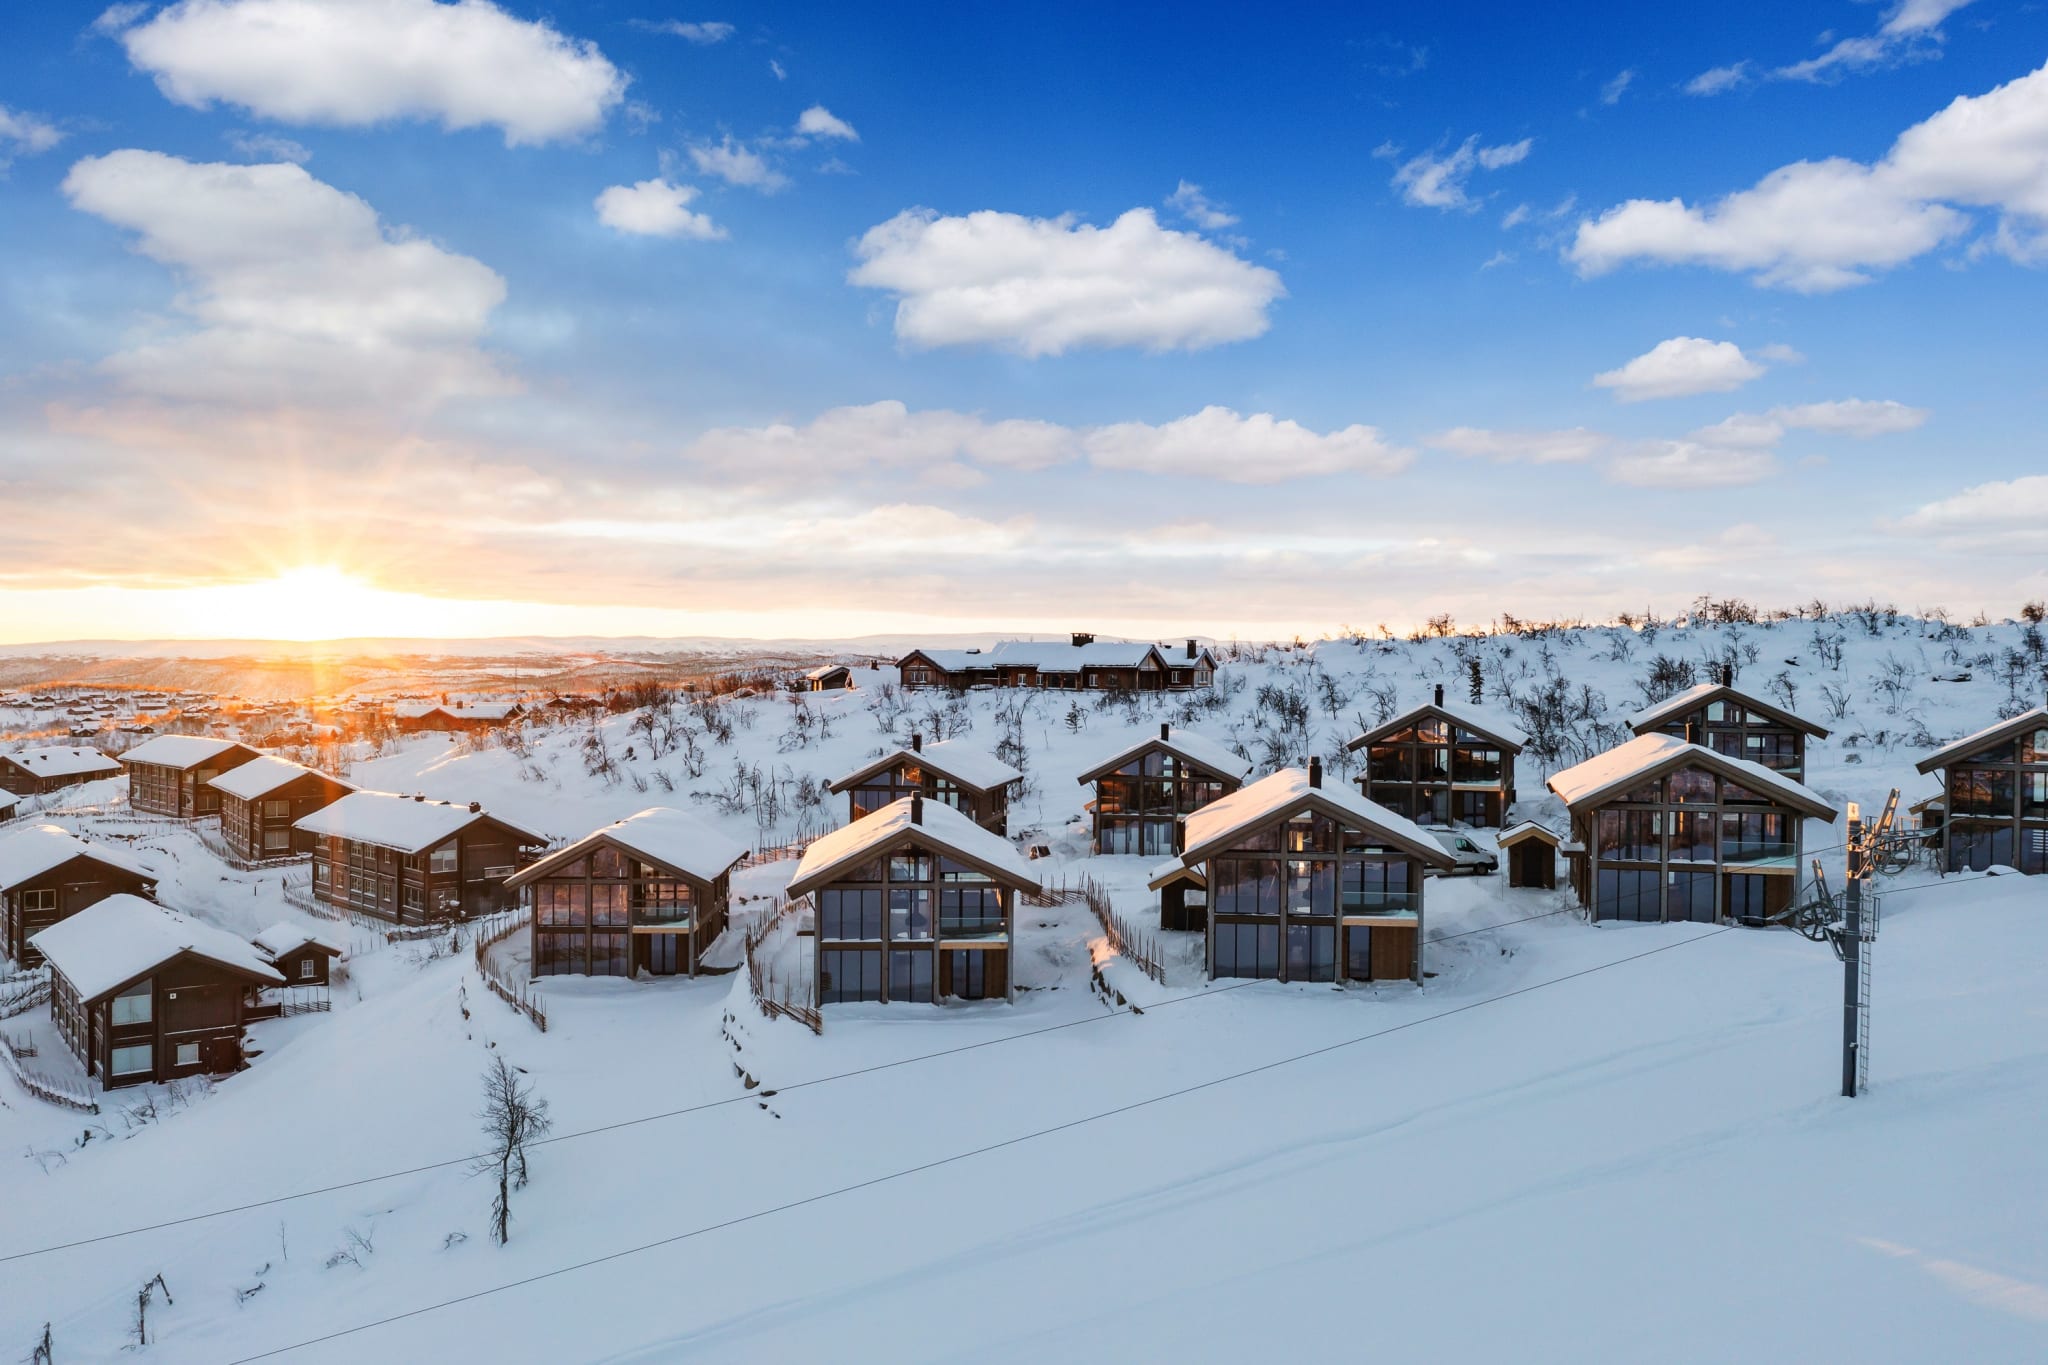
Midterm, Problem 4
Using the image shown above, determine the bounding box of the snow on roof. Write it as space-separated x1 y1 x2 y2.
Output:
1075 726 1252 784
830 738 1024 794
293 790 546 855
1546 733 1838 819
1915 705 2048 774
0 787 17 810
2 746 122 779
390 702 441 719
987 639 1166 670
209 754 354 801
1348 699 1527 752
1628 682 1829 738
511 807 748 887
804 663 850 679
251 921 345 960
1181 768 1453 867
898 648 994 671
1147 855 1205 890
0 823 156 891
1496 820 1561 848
31 894 282 1001
117 735 250 770
454 701 522 719
788 797 1040 897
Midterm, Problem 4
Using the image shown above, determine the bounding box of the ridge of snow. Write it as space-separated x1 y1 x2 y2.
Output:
117 735 250 770
0 823 156 890
208 755 354 801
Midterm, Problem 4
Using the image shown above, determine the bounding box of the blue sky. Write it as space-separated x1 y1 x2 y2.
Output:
1 0 2045 642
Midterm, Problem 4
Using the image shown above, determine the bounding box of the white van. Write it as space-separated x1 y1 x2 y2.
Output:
1424 829 1497 877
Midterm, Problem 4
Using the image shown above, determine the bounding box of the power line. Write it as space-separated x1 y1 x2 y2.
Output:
224 925 1737 1363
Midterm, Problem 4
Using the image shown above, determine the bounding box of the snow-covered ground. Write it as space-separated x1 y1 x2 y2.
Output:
0 613 2044 1361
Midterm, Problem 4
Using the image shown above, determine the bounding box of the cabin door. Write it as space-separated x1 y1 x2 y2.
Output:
642 933 683 977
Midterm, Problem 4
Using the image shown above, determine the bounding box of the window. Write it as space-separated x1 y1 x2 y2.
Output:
1285 923 1337 981
263 827 292 851
111 979 153 1026
21 887 56 912
889 950 934 1003
110 1043 154 1077
175 1042 199 1068
820 948 883 1003
262 798 291 819
819 889 884 940
946 949 987 1000
298 958 318 981
889 889 934 940
402 885 424 911
1213 921 1280 979
427 842 458 875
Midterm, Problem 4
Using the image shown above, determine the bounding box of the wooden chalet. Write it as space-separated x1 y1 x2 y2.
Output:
34 895 282 1088
0 823 158 967
0 745 123 795
210 756 356 863
294 791 547 924
1146 858 1209 931
828 734 1023 835
1498 821 1561 890
1630 683 1830 781
250 921 345 987
391 701 526 734
1548 733 1839 924
805 664 854 692
1074 723 1251 856
119 735 264 818
787 794 1041 1005
1914 706 2048 875
897 634 1219 692
1345 686 1526 828
0 787 18 823
506 807 747 978
1173 760 1456 985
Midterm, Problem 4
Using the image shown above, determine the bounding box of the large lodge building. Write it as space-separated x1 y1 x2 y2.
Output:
295 791 546 923
209 755 356 864
0 823 158 967
119 735 263 818
898 634 1218 692
0 746 123 795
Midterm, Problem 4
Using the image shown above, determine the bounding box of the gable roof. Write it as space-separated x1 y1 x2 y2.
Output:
251 921 345 961
896 648 997 673
1 746 122 780
1629 682 1831 739
829 738 1024 796
804 663 851 680
209 754 355 802
986 639 1166 672
507 806 748 890
118 735 257 771
1496 820 1562 849
32 894 282 1001
786 797 1040 899
1147 856 1206 891
1180 768 1455 868
293 791 547 855
1915 705 2048 774
1546 733 1839 821
0 786 17 810
1074 726 1253 786
0 824 156 891
1345 699 1527 753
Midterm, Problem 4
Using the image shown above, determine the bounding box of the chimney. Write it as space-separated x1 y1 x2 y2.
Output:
910 792 924 825
469 801 481 814
1186 639 1197 659
1071 631 1095 648
414 793 425 802
911 732 923 752
1433 683 1444 707
1308 756 1323 789
1160 722 1171 742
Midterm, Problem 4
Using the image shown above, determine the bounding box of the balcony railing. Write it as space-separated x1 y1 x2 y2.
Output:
1721 842 1797 865
1338 892 1422 918
938 918 1008 940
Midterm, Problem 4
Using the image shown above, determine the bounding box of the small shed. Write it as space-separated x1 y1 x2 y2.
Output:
1146 857 1208 932
251 922 346 986
1497 821 1561 890
805 664 853 692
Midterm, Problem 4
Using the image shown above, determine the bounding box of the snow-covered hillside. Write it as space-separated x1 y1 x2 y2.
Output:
0 611 2044 1362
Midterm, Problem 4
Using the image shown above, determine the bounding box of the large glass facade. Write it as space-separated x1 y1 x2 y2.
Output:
1209 811 1422 984
532 844 723 977
1093 748 1232 855
1584 762 1808 921
816 841 1012 1003
1363 717 1511 829
1940 728 2048 875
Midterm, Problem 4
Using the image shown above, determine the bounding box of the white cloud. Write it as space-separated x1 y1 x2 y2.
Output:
632 19 733 44
796 105 858 141
769 59 786 81
61 148 513 409
1777 0 1975 83
1892 472 2048 545
687 137 789 191
1694 398 1930 447
1684 61 1752 96
1601 69 1637 105
115 0 625 147
1572 60 2048 291
1427 426 1609 463
594 178 725 240
91 3 149 34
224 128 311 162
1607 442 1780 488
1385 135 1531 210
1756 342 1806 364
0 105 64 163
1592 337 1767 402
1082 407 1409 482
1165 180 1238 230
847 207 1285 356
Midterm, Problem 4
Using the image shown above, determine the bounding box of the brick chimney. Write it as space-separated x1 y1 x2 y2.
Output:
1308 756 1323 789
469 801 482 814
1071 631 1095 648
1186 639 1197 659
910 792 924 825
911 732 922 752
1433 683 1444 707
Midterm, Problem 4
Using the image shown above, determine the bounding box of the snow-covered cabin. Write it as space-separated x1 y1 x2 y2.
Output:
506 807 749 978
1548 733 1839 924
0 786 17 823
34 895 282 1088
0 745 122 795
118 735 264 818
1629 682 1831 781
828 734 1024 836
787 794 1042 1004
250 921 346 986
208 756 356 864
897 633 1218 692
0 823 157 967
1913 705 2048 875
1175 760 1456 985
1074 723 1252 856
805 664 854 691
1344 685 1527 828
295 792 548 924
392 700 526 733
